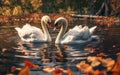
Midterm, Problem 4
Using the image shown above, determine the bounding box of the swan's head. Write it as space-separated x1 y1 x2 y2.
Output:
54 17 68 31
41 15 51 27
54 17 68 27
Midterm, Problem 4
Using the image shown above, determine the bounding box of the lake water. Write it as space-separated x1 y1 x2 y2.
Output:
0 21 120 75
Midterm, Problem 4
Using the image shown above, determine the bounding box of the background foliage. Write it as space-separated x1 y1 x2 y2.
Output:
0 0 119 17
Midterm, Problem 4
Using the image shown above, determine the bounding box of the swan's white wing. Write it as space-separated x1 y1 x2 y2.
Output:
22 23 31 30
63 25 82 39
62 29 84 42
62 25 95 43
15 24 45 42
15 27 23 39
30 26 45 41
23 27 45 42
61 36 92 44
31 26 44 36
80 26 97 40
61 35 74 43
15 27 31 41
72 25 82 32
80 26 91 40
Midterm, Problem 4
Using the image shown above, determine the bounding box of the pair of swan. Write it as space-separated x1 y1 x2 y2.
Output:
15 15 99 44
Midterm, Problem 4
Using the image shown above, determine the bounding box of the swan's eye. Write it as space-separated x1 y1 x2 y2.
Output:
47 21 51 24
54 23 59 27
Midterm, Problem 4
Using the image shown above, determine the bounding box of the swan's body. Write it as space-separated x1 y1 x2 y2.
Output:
54 17 99 44
15 15 51 42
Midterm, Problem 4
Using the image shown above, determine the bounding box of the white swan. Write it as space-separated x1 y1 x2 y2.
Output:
15 15 52 42
54 17 99 44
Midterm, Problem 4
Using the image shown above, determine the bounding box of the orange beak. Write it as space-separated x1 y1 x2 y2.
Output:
47 24 53 28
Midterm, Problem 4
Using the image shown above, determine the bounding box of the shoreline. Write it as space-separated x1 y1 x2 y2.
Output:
0 13 71 23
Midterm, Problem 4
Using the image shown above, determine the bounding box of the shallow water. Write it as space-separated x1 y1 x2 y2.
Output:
0 21 120 75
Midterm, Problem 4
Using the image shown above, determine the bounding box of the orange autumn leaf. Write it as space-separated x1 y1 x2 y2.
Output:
24 60 33 68
64 45 69 49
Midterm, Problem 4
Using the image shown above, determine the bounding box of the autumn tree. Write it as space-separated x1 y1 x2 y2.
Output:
30 0 42 12
0 0 119 16
13 6 23 16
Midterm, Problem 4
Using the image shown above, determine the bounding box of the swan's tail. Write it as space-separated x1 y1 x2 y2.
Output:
89 26 97 35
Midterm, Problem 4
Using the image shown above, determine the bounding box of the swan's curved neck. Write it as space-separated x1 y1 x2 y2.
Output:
41 21 51 42
55 23 68 44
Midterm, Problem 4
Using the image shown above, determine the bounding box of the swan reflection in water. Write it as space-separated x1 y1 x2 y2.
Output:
16 41 49 51
14 41 64 64
57 38 100 63
11 39 100 75
14 41 51 65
